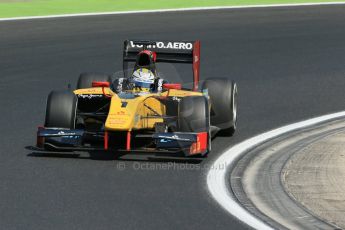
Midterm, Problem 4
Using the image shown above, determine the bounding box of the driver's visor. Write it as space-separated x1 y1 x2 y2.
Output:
133 81 153 89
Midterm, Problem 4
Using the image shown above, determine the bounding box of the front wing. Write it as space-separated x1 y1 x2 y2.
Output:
36 127 208 156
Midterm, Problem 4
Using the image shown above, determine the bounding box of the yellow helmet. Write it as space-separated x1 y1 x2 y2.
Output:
132 68 155 89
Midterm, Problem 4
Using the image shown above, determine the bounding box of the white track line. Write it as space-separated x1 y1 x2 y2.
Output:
207 111 345 230
1 2 345 22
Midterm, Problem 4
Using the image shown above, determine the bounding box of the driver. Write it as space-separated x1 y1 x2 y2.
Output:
131 68 155 91
131 68 166 93
113 68 165 93
113 50 166 93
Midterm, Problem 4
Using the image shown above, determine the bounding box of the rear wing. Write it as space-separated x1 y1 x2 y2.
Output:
123 40 200 91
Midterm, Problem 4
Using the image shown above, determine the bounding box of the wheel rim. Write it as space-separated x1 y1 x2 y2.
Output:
232 84 238 129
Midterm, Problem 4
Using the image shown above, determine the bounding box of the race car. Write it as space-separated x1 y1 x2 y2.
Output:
36 40 238 157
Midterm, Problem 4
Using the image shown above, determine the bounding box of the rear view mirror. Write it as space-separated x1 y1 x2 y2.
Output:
92 81 110 88
163 83 182 90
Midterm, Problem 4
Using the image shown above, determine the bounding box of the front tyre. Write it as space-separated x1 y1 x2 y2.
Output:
178 96 211 156
44 90 77 129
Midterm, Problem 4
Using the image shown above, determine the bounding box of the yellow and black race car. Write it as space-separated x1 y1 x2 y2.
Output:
36 40 238 157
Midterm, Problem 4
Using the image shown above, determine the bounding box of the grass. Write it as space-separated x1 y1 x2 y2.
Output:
0 0 343 18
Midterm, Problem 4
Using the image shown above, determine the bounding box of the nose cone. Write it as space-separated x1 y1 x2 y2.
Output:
105 97 135 131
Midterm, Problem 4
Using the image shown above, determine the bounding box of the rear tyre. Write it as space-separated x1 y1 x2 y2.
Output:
202 78 238 136
76 72 111 89
45 90 77 129
178 96 210 156
222 82 238 136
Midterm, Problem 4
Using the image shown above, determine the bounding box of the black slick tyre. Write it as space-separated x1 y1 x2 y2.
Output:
76 72 111 89
44 90 77 129
202 78 238 136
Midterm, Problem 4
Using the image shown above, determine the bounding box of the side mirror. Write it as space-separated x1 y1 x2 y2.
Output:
92 81 110 88
163 83 182 90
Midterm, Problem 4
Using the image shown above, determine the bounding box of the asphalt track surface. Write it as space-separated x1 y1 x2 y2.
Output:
1 6 345 230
